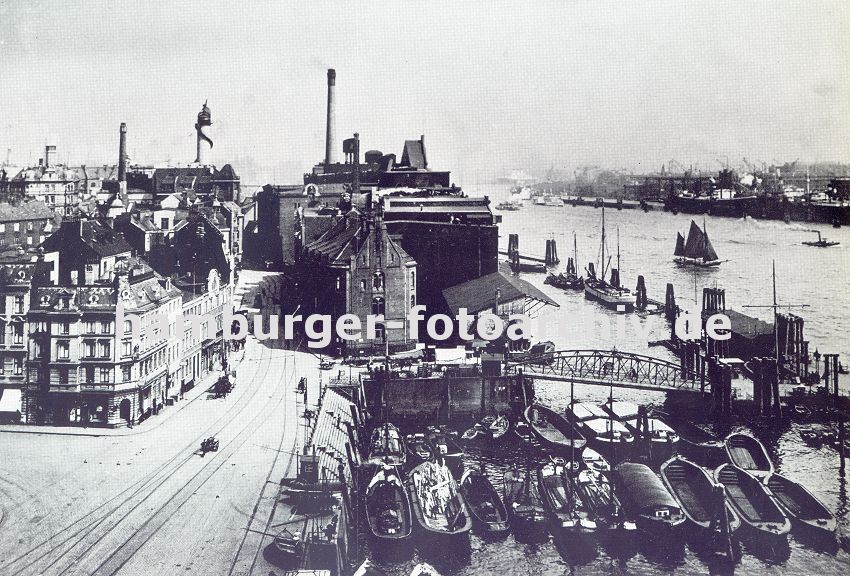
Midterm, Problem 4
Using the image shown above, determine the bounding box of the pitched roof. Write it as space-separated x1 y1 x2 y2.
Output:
400 140 426 169
40 219 133 258
442 266 558 316
0 200 55 222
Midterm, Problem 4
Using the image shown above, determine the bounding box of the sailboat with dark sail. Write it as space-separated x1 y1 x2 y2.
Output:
584 208 634 312
674 219 723 267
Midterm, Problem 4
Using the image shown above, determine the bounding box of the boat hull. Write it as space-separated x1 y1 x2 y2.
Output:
715 464 790 543
406 461 473 539
459 471 510 534
584 282 634 312
523 404 587 455
674 256 722 267
766 473 836 540
724 433 774 481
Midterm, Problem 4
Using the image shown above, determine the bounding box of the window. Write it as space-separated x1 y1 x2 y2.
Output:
123 341 132 357
0 355 4 375
372 272 384 291
13 223 19 232
60 322 70 335
26 221 33 232
411 294 416 307
371 297 385 316
374 323 385 342
59 367 69 383
100 368 111 384
98 341 110 358
101 321 111 334
12 324 22 345
410 271 415 290
122 365 131 382
14 357 23 375
85 366 95 383
13 296 24 314
57 340 70 360
161 218 169 230
0 224 5 233
84 341 96 358
85 321 96 334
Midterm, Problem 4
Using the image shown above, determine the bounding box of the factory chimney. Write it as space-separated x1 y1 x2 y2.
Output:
118 123 127 182
324 69 337 165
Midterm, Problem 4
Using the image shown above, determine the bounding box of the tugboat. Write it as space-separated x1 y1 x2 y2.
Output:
584 207 634 312
495 200 521 211
802 230 840 247
674 219 724 267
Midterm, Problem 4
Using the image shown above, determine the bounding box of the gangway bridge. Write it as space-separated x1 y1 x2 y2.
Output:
505 349 703 393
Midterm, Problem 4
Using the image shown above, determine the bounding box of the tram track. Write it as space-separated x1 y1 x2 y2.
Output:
2 340 278 576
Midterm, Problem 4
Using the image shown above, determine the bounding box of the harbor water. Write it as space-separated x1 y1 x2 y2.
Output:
358 185 850 575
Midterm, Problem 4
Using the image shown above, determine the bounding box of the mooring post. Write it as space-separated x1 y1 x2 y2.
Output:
770 357 782 418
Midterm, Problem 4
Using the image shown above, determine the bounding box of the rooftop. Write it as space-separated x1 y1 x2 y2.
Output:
442 264 558 317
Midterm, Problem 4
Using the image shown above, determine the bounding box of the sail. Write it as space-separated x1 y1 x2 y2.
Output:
683 220 705 259
673 232 686 257
703 228 719 261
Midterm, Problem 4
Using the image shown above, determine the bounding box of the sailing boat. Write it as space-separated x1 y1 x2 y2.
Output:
674 219 723 267
544 232 584 290
584 208 634 312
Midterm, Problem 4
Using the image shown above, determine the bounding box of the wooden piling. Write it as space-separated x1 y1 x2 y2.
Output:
635 275 647 310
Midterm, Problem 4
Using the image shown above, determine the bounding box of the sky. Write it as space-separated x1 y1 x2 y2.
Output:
1 0 849 185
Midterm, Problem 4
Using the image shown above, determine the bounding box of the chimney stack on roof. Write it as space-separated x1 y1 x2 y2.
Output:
325 69 337 165
44 145 57 168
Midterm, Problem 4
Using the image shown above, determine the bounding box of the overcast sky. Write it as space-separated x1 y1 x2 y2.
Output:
1 0 848 184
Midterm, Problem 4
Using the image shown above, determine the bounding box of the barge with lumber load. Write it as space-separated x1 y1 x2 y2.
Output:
406 460 473 539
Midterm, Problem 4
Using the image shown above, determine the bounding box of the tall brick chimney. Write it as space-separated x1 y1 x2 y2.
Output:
324 69 337 165
118 123 127 182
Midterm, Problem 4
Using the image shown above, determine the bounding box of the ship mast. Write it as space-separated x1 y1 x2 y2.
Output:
600 206 606 280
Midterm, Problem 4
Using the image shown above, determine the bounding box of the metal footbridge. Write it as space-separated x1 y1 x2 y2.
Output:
505 349 701 393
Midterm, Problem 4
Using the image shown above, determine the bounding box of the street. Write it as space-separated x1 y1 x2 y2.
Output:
0 337 321 576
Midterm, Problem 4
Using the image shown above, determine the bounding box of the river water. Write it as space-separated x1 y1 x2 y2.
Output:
359 184 850 575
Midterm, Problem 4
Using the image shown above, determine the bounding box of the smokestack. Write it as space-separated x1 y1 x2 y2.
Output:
325 69 337 165
118 123 127 182
45 145 56 168
353 132 360 198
